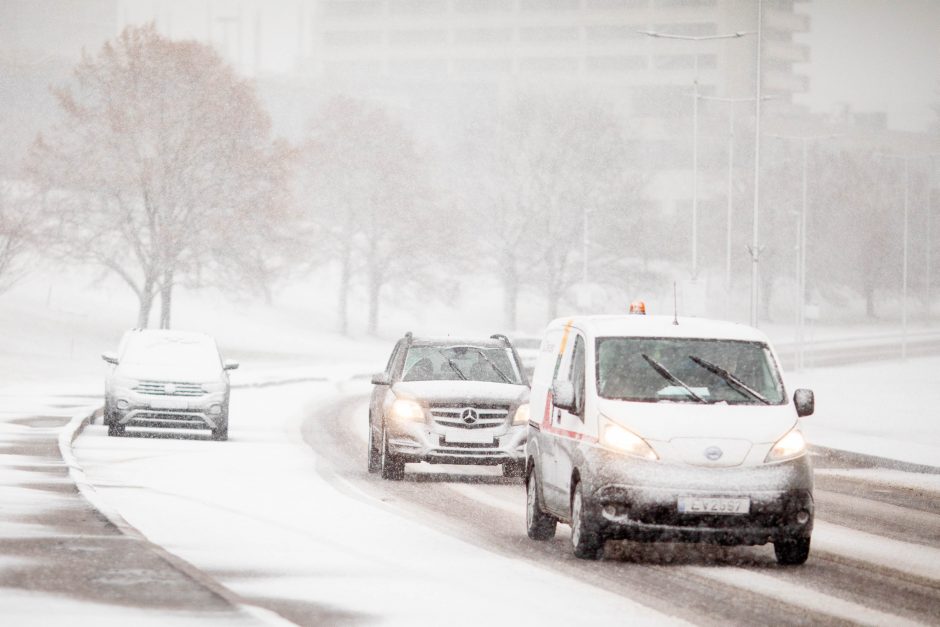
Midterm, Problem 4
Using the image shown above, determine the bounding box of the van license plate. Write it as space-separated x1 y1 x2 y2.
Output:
677 497 750 515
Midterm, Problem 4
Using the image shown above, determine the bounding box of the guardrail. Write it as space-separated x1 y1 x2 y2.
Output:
774 330 940 369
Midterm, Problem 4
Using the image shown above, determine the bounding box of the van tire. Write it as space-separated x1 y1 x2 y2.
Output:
380 428 405 480
570 482 604 559
774 536 811 565
526 471 556 541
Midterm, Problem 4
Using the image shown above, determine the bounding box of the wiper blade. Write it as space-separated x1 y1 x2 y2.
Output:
469 348 512 384
687 355 769 405
640 354 707 403
445 358 467 381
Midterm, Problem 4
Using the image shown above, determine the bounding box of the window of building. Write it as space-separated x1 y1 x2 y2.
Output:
322 30 384 46
520 0 581 10
587 0 649 9
454 0 509 12
388 0 447 14
518 57 581 73
455 27 513 43
651 22 718 37
519 26 580 42
654 0 717 7
586 24 636 40
388 29 448 45
320 1 383 17
387 58 449 74
586 55 647 71
453 57 513 72
654 54 696 70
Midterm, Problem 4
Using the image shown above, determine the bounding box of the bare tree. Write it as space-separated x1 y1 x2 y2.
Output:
0 183 35 294
27 25 288 328
299 96 437 334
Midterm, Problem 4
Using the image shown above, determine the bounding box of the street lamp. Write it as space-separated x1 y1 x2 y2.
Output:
749 0 763 328
638 29 753 282
875 151 940 359
770 133 839 370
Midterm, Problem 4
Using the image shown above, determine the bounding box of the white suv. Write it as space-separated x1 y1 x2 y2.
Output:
525 315 815 565
102 329 238 440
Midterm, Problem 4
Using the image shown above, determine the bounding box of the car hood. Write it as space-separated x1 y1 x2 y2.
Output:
392 381 528 405
598 398 795 443
115 363 223 383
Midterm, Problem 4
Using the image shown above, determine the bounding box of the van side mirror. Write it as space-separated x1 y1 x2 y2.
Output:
552 381 576 412
101 352 118 365
223 360 240 371
794 388 814 417
372 372 391 386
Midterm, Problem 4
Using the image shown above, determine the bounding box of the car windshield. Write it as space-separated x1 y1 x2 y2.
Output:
596 337 785 405
122 336 221 370
402 345 523 384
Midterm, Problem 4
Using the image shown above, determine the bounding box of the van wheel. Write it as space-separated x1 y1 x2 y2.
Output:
571 482 604 559
774 536 811 565
502 461 524 479
367 417 381 473
526 471 556 540
380 428 405 481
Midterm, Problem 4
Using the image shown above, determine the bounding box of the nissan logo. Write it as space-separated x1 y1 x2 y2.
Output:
704 446 723 461
461 408 479 424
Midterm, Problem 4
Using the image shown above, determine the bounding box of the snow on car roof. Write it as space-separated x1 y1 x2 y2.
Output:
546 315 771 344
410 337 509 348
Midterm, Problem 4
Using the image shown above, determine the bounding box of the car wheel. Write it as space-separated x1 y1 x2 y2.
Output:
211 420 228 442
367 414 381 473
107 420 125 437
774 536 811 565
526 470 556 541
380 428 405 481
570 481 604 560
502 460 524 479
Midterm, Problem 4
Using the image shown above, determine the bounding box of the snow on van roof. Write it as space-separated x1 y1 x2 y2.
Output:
547 315 771 343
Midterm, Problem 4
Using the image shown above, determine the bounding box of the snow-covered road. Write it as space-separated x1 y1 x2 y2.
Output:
68 380 940 626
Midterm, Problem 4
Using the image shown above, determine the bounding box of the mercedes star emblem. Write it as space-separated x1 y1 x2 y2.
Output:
461 408 479 424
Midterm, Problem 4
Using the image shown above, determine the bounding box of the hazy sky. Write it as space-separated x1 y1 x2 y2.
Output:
795 0 940 133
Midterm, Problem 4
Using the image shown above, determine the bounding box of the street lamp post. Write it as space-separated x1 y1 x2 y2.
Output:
638 29 751 283
749 0 763 328
875 152 940 360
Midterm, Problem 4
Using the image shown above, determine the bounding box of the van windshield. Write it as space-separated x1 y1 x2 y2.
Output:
596 337 785 405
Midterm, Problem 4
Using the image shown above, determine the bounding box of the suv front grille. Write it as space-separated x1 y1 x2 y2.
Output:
134 381 206 397
430 404 510 430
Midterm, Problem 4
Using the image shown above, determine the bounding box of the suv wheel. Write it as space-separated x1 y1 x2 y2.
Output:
570 482 604 559
526 470 556 540
367 415 380 473
380 428 405 481
211 418 228 442
107 419 125 437
774 536 811 565
502 461 524 479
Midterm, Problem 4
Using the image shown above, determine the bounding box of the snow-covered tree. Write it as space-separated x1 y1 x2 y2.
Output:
27 25 289 328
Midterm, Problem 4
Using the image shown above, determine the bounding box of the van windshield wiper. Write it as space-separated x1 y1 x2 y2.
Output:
687 355 769 405
640 354 707 403
469 348 512 384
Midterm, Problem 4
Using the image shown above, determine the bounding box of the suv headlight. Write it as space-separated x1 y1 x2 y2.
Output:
512 403 530 426
600 417 658 460
765 429 806 462
390 398 425 423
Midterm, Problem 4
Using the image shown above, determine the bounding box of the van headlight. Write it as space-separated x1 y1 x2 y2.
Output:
390 398 425 423
512 403 530 426
765 429 806 462
600 418 658 460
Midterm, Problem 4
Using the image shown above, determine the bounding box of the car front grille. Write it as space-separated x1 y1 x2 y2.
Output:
134 381 206 397
429 404 510 430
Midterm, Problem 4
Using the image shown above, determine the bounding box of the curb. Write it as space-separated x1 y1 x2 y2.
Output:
810 444 940 475
58 409 297 627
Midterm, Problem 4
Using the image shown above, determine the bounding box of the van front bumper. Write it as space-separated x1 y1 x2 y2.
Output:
585 452 814 545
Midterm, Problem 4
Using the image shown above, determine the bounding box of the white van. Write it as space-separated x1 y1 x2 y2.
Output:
524 314 815 565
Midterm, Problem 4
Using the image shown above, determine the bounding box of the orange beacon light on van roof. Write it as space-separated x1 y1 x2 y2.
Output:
629 300 647 315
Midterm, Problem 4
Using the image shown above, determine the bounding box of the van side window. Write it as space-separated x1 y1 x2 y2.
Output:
532 330 563 384
570 335 586 418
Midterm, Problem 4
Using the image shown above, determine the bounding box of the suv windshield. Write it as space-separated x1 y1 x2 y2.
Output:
596 337 785 405
402 345 523 384
123 336 220 370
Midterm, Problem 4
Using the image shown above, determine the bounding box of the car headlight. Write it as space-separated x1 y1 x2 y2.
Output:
390 398 425 423
600 418 658 460
765 429 806 462
110 375 138 391
512 403 530 426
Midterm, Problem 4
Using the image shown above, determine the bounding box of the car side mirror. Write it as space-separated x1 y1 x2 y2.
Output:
371 372 391 386
552 381 576 412
101 352 118 365
794 388 814 417
223 360 240 371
